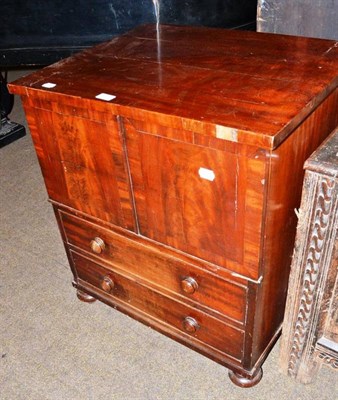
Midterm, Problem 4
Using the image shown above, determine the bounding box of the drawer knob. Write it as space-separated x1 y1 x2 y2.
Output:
101 275 115 293
90 237 106 254
181 277 198 294
182 316 200 333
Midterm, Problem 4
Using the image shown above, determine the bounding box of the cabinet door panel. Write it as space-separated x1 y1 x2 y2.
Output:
26 105 135 229
124 119 266 275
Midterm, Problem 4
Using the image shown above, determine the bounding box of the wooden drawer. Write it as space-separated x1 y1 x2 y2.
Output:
71 251 244 361
59 210 247 325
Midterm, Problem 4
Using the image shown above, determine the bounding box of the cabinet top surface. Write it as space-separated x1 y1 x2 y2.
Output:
9 24 338 149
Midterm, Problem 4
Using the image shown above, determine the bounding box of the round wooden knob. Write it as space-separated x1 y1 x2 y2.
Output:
182 316 200 333
100 275 115 293
181 277 198 294
90 237 105 254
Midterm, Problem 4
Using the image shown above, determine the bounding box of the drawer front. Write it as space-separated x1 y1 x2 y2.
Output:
72 251 244 361
59 210 247 324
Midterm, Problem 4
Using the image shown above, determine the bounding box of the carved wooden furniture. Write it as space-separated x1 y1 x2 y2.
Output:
280 127 338 383
8 25 338 387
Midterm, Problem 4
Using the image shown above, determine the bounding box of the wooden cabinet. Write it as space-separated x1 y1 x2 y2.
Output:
9 25 338 388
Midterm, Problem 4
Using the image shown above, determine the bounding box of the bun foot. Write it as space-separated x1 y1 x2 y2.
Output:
228 368 263 388
76 289 96 303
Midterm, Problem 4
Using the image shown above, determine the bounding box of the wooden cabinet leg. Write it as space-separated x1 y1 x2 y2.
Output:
228 368 263 388
76 289 96 303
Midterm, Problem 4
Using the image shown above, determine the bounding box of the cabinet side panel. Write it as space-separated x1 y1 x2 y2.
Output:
250 88 338 367
22 100 68 201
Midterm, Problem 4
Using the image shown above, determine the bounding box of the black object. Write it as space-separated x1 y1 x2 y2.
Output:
1 72 14 115
0 117 26 148
0 1 257 67
0 72 26 148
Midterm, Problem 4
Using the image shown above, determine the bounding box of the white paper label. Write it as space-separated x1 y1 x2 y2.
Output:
95 93 116 101
42 82 56 88
198 167 215 181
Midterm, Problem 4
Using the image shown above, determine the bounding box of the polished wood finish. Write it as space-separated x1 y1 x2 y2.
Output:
90 237 106 255
182 317 200 334
280 128 338 383
228 368 263 388
181 277 198 295
58 209 247 324
9 25 338 148
76 289 96 303
72 251 244 360
8 25 338 388
249 88 338 368
19 107 135 229
100 275 115 293
123 118 266 279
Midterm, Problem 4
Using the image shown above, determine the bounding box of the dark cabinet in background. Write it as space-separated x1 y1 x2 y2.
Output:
0 0 257 67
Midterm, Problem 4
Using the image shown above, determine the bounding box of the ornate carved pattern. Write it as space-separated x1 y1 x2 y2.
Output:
286 175 336 377
316 351 338 369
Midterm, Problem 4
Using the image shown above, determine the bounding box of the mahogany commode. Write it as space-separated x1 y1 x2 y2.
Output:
9 25 338 388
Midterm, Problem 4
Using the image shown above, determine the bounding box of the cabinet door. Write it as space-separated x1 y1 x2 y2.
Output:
26 106 135 230
124 119 266 277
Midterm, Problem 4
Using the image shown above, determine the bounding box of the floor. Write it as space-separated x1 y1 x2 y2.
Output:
0 70 337 400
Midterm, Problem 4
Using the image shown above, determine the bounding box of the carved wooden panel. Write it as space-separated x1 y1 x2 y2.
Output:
280 129 338 383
